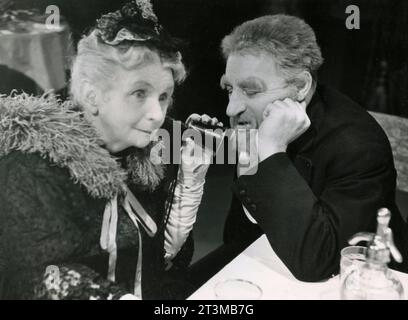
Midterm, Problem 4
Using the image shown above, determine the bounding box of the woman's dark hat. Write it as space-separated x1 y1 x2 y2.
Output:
95 0 181 53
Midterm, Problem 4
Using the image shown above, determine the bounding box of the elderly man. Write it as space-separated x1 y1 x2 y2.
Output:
190 14 408 286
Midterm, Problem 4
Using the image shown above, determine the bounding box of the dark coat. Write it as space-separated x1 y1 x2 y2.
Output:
0 97 192 300
224 84 408 281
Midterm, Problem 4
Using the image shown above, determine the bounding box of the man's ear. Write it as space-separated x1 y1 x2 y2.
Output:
80 81 99 116
296 71 313 102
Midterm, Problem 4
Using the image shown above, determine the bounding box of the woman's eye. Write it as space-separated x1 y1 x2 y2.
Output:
159 93 170 102
133 89 147 99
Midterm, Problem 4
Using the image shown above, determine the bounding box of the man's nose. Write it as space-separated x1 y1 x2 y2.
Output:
146 98 165 124
226 94 246 117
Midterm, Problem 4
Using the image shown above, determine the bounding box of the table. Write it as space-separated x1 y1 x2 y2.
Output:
0 20 73 92
188 235 408 300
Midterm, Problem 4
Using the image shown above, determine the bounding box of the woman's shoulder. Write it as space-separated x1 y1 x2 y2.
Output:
0 150 103 241
0 151 82 203
0 93 126 200
0 150 54 170
0 150 69 179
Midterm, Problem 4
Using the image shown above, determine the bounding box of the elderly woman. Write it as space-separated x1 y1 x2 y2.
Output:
0 1 209 300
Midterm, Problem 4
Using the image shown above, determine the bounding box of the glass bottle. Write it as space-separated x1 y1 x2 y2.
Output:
341 208 404 300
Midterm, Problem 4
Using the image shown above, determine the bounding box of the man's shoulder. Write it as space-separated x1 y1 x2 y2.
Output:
315 84 391 152
317 84 376 128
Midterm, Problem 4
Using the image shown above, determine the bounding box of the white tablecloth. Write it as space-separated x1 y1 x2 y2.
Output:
188 235 408 300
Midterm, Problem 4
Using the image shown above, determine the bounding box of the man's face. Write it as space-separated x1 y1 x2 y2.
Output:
221 53 298 129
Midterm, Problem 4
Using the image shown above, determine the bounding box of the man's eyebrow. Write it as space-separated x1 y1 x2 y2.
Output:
238 77 267 90
220 74 230 88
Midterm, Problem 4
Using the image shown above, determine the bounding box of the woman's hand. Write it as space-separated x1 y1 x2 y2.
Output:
165 122 216 261
179 137 212 186
179 113 224 186
165 136 210 262
186 113 224 128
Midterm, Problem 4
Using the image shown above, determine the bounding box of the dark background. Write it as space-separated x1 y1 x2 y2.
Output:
3 0 408 122
2 0 408 262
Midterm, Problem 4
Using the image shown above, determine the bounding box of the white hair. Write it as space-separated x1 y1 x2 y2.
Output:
70 31 186 106
222 15 324 85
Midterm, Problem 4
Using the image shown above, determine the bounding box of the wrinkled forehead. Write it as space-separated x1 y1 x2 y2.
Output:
224 53 285 86
112 60 175 92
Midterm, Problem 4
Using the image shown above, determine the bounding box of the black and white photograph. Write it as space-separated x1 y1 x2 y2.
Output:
0 0 408 305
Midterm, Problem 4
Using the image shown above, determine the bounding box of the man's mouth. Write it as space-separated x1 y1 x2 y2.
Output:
235 119 254 129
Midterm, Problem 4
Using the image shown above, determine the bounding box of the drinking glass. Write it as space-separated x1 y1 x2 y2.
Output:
214 278 263 300
340 246 367 281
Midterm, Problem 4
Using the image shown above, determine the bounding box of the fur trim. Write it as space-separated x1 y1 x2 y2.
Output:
0 93 130 199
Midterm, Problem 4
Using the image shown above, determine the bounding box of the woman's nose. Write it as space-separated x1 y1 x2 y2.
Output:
146 98 165 123
226 93 246 117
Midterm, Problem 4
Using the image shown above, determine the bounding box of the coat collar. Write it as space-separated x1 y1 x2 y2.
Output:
0 93 162 200
287 85 325 157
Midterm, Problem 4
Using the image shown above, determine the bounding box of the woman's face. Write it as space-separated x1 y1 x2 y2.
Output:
94 59 174 153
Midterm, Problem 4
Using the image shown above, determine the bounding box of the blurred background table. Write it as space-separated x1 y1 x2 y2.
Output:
0 9 73 94
188 234 408 300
